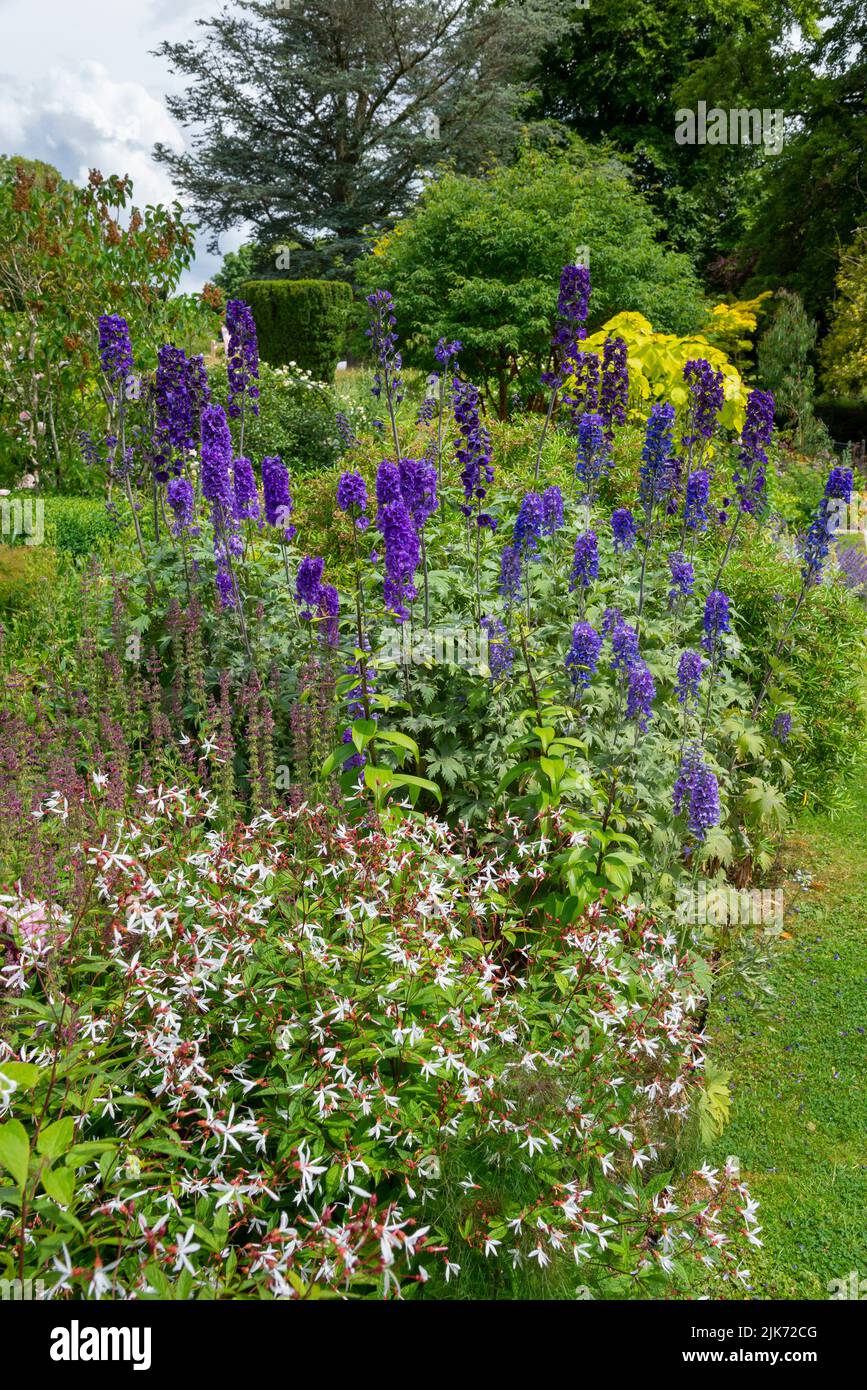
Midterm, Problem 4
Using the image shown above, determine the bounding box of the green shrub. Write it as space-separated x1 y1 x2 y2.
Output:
241 278 352 380
725 535 867 810
355 138 705 417
2 495 125 559
757 290 830 455
44 496 126 558
210 361 342 475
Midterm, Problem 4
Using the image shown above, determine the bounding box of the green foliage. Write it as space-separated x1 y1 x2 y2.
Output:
741 3 866 325
531 1 825 269
757 290 830 453
41 495 126 558
701 765 867 1296
213 243 262 300
155 0 570 279
210 360 343 475
723 536 867 810
241 279 352 380
356 140 705 417
819 227 867 398
0 804 753 1299
0 162 217 493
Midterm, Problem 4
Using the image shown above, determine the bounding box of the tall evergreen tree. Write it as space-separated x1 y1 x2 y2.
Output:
154 0 571 278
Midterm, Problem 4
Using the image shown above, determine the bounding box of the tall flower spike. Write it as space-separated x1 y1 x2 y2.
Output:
481 615 514 681
337 471 370 530
639 403 675 512
599 336 629 438
542 485 564 536
801 465 853 587
569 530 599 592
262 455 296 540
683 359 724 447
381 499 420 622
611 507 637 553
233 457 260 521
543 263 591 386
684 468 710 531
453 378 493 520
200 404 234 511
676 649 704 707
575 413 611 503
701 589 731 659
225 299 260 420
98 314 134 388
565 620 602 691
733 389 775 518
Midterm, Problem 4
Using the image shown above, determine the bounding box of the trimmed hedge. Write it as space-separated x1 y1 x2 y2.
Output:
241 279 352 380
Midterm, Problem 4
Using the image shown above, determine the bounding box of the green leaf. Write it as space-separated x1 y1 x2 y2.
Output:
388 774 442 805
37 1117 75 1162
41 1164 75 1207
496 759 539 795
374 729 419 758
351 718 377 751
0 1120 30 1189
0 1062 42 1089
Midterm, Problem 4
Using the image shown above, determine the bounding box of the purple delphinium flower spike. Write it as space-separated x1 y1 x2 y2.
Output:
262 455 296 540
676 649 704 707
611 507 637 553
599 336 629 439
481 615 514 681
542 485 564 536
225 299 260 420
701 588 731 659
233 456 260 522
673 743 720 841
565 620 602 691
337 470 370 530
569 530 599 592
667 550 695 604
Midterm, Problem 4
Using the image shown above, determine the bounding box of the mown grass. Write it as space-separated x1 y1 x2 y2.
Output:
704 763 867 1298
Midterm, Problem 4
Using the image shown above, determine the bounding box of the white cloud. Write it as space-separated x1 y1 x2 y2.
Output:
0 61 182 208
0 2 235 288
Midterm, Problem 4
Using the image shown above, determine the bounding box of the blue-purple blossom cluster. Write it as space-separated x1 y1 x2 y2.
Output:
225 299 260 421
701 589 731 659
639 403 675 512
733 389 775 517
482 615 514 681
801 466 854 587
570 530 599 591
683 359 724 446
575 413 611 503
673 744 721 841
565 620 602 691
600 336 629 438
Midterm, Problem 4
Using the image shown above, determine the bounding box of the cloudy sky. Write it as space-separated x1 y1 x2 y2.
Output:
0 0 245 287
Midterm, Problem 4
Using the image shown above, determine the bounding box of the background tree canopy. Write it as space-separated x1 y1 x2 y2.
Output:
356 140 705 416
154 0 572 279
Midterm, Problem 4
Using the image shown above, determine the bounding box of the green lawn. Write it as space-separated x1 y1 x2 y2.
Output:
705 767 867 1298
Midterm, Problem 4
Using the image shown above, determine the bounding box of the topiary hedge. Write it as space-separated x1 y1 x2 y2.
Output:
240 279 353 380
